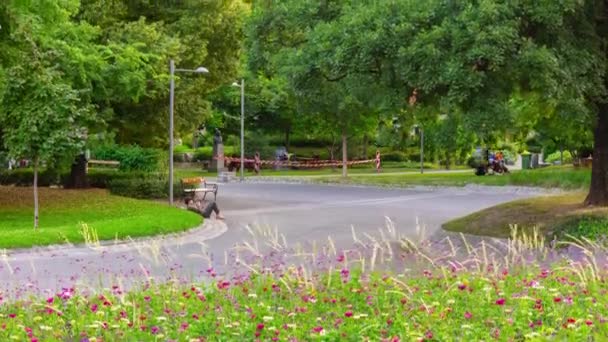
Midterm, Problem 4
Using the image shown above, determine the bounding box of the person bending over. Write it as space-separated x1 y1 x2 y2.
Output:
185 198 224 219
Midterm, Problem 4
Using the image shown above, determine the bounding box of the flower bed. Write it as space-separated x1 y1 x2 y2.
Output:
2 259 607 341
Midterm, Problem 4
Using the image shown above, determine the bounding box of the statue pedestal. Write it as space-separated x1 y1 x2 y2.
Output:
209 143 224 172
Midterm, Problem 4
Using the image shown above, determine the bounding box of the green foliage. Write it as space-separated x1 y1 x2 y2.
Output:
381 151 408 162
0 169 65 187
91 145 163 172
546 150 573 164
107 178 170 199
556 216 608 242
85 169 156 188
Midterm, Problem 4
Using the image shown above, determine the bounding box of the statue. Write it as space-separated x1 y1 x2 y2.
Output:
213 128 223 145
208 128 224 173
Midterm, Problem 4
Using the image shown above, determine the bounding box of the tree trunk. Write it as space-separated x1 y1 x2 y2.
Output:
65 154 88 189
585 106 608 206
33 157 39 230
362 135 368 159
285 128 291 151
342 130 348 178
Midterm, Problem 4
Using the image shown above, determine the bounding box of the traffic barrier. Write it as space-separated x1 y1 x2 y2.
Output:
215 156 377 168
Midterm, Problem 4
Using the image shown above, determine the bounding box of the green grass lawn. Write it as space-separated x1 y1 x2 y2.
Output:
443 192 608 240
174 162 467 179
0 186 202 249
315 166 591 190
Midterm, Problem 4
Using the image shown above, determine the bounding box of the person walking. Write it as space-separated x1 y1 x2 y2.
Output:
254 151 261 175
375 150 381 173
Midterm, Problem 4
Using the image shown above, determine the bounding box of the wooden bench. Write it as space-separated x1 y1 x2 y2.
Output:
180 177 218 202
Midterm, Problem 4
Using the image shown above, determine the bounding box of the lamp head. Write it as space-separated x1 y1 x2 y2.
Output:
195 67 209 73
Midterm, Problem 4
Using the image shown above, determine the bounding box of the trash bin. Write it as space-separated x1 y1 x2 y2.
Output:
521 152 532 169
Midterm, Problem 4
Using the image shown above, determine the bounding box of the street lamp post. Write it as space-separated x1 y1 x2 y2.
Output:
232 79 245 182
169 59 209 205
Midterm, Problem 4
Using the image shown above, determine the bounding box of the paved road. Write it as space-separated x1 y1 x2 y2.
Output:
0 183 540 298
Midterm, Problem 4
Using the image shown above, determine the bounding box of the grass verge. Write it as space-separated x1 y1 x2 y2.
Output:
315 166 591 190
0 186 202 249
443 192 608 240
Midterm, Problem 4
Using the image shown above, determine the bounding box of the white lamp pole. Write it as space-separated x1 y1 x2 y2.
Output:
168 59 209 205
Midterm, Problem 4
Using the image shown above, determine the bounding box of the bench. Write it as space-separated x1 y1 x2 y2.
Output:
180 177 218 202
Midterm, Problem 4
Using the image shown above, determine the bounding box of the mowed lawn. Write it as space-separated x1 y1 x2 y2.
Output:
0 186 202 249
316 166 591 190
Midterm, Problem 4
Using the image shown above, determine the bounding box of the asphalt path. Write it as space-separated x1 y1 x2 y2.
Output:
0 183 542 298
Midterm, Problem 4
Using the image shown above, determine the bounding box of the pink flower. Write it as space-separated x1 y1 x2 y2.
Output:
464 311 472 319
495 298 505 306
458 284 467 291
46 297 54 304
312 326 323 333
345 311 353 317
424 330 433 339
144 296 151 302
8 314 16 318
150 326 160 335
90 304 98 313
586 320 593 326
257 323 264 331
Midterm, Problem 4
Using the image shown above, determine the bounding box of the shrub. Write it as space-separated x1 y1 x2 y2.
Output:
107 178 169 199
86 169 157 188
91 145 163 172
173 145 193 154
381 151 407 162
546 150 573 164
0 169 65 186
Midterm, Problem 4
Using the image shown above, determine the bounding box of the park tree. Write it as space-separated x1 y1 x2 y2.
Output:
247 0 382 176
77 0 246 147
296 0 606 205
0 0 95 228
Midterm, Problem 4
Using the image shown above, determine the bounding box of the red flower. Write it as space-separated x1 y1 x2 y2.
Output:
554 297 562 303
586 320 593 326
257 323 264 331
495 298 505 306
458 284 467 291
90 304 98 313
46 297 54 304
312 326 324 333
567 318 576 324
424 330 433 339
345 311 353 317
8 314 16 318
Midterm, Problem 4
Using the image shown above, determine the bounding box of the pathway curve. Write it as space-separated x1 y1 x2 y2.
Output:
0 183 545 298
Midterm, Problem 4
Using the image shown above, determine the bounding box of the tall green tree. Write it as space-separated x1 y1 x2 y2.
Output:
247 0 381 176
0 0 95 228
78 0 247 147
298 0 607 205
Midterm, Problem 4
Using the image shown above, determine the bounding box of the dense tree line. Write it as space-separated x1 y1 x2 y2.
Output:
1 0 607 217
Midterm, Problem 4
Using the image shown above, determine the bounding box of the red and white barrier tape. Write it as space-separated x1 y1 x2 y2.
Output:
215 156 376 168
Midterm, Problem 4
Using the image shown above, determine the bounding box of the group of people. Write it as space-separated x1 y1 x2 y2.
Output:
488 150 508 173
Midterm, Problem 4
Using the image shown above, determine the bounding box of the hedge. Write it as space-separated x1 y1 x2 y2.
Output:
91 145 164 172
